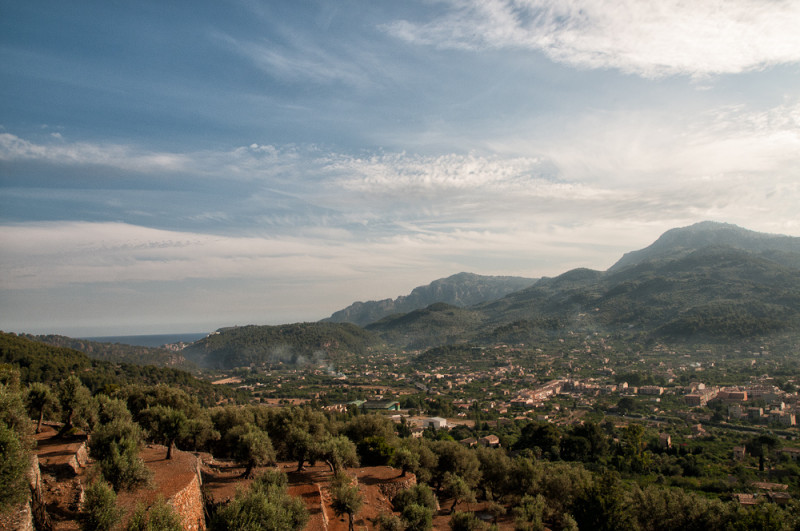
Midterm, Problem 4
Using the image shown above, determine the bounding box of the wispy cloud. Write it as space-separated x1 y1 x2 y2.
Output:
213 31 378 89
3 95 799 239
383 0 800 77
0 220 628 295
0 133 190 173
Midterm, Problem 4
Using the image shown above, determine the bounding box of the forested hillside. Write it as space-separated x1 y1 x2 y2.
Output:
367 223 800 349
0 332 225 404
182 322 378 369
366 303 487 349
24 334 188 367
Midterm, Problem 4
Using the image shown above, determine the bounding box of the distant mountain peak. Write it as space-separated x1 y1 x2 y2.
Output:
609 221 800 272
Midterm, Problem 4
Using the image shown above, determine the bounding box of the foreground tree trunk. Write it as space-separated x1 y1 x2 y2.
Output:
58 409 75 437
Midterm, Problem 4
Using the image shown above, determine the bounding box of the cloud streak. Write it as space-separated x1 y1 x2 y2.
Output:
3 96 799 239
0 133 190 174
383 0 800 77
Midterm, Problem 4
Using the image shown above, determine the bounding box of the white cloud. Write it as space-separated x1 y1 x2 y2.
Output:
531 99 800 184
3 96 799 240
0 133 190 173
384 0 800 77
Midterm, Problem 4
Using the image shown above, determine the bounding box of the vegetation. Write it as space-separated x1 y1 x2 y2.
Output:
1 332 230 404
183 322 377 369
0 421 31 511
0 371 33 512
126 497 183 531
330 472 363 531
4 222 800 528
81 480 121 531
23 334 188 368
211 469 308 531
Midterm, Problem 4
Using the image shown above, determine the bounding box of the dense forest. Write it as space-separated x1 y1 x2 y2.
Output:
24 333 189 367
0 332 229 404
182 322 377 369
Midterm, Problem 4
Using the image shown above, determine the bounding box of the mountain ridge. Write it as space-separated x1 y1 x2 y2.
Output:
366 222 800 348
323 272 537 326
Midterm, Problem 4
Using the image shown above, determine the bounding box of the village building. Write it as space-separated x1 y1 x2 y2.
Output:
362 400 400 411
426 417 447 429
479 435 501 448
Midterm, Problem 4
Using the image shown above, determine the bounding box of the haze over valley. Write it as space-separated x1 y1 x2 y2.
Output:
3 3 800 529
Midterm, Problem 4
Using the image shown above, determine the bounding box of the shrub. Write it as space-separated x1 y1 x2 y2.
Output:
82 481 121 531
126 497 182 531
99 438 152 492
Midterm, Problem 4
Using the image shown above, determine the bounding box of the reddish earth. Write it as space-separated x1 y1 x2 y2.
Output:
31 428 516 530
34 425 89 530
114 445 200 519
201 461 406 530
202 460 517 530
33 426 203 530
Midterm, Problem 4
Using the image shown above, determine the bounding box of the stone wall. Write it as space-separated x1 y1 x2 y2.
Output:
67 441 89 475
0 456 48 531
167 456 206 531
377 474 417 501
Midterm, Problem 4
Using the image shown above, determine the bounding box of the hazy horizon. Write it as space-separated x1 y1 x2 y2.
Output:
2 1 800 336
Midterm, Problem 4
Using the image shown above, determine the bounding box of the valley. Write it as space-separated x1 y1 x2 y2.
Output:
3 221 800 530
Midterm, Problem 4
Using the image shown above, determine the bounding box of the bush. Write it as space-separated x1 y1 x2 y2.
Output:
0 422 31 511
375 512 404 531
212 481 308 531
126 497 182 531
450 511 487 530
99 438 152 492
251 468 288 490
401 503 433 531
82 481 121 531
393 484 438 513
357 436 395 466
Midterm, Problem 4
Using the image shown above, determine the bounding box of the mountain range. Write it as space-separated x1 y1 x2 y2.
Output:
362 221 800 348
21 221 800 367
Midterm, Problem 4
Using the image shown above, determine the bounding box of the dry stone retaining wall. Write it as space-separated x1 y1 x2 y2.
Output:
377 474 417 501
167 456 206 531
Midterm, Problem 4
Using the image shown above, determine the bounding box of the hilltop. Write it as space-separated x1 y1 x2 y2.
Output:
181 322 377 369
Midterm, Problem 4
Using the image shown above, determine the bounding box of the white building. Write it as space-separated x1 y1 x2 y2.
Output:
426 417 448 429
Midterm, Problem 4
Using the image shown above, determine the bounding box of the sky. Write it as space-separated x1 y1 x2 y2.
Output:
1 0 800 336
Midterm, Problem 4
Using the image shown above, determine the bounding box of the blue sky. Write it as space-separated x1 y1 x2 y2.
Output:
2 0 800 336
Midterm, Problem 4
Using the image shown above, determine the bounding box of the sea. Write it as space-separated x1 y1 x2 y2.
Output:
81 333 209 348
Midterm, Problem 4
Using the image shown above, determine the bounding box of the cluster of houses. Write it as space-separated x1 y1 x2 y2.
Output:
682 384 797 426
509 379 567 409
